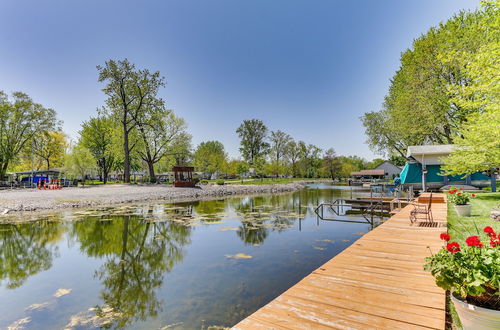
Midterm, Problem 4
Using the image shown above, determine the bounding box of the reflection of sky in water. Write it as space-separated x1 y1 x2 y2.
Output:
0 184 380 329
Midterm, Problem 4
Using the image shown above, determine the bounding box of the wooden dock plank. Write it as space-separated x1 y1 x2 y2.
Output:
232 194 447 329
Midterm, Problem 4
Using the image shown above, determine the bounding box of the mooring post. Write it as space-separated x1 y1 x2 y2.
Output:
370 188 374 225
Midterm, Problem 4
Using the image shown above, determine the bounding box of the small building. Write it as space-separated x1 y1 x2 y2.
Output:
400 144 490 191
172 166 196 187
240 168 256 179
374 161 402 179
350 169 385 180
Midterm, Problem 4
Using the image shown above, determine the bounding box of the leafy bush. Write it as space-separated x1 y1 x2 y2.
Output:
447 187 476 205
199 179 209 185
216 179 225 185
424 227 499 309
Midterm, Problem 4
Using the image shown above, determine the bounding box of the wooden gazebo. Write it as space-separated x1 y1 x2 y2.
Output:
172 166 195 187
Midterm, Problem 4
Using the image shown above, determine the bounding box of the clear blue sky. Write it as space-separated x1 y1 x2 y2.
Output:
0 0 479 160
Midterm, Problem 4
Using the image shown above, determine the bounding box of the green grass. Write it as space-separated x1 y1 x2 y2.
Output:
82 180 121 185
447 192 500 241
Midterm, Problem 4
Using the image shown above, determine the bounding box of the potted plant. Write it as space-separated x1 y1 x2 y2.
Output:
424 227 500 329
448 187 475 217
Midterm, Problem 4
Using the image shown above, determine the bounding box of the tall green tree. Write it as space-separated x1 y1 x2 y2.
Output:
442 111 500 175
80 114 117 183
285 140 303 178
322 148 340 180
97 59 165 183
362 8 491 156
135 108 189 182
236 119 269 165
0 91 58 179
269 130 292 177
300 143 322 178
193 141 227 176
442 1 500 174
361 110 408 158
32 131 68 170
336 155 369 178
64 145 96 186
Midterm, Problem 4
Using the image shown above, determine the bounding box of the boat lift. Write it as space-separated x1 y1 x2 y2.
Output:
314 198 386 226
314 185 415 226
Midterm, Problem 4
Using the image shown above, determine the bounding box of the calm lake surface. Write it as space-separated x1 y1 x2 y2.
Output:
0 184 381 329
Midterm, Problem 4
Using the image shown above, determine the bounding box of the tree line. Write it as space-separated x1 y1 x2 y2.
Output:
362 1 499 175
0 59 386 183
194 118 386 180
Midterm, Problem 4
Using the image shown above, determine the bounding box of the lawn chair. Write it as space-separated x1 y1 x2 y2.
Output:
410 192 433 224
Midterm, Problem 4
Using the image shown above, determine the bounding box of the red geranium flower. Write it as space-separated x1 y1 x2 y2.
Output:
457 192 462 195
484 226 495 235
472 193 476 197
446 242 460 253
488 233 499 247
440 233 451 241
465 236 483 247
460 188 463 190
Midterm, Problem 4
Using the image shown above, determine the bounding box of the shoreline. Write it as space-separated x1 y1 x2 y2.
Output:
0 181 332 218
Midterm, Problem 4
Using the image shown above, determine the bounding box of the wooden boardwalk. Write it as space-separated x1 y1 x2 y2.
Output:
233 193 447 330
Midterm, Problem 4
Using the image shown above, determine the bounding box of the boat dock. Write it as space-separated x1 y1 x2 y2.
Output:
233 193 447 329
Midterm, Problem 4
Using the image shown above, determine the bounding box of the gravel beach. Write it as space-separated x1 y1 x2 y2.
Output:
0 183 306 215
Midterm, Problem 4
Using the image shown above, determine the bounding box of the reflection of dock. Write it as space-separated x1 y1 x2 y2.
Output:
233 193 447 329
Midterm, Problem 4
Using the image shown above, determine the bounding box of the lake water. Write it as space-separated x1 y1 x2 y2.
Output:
0 184 381 329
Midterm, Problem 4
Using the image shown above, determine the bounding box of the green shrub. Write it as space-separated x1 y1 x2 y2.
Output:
216 179 225 185
199 179 209 185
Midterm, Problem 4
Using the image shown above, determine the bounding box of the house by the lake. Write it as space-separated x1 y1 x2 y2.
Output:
375 161 402 179
350 161 402 182
400 144 490 191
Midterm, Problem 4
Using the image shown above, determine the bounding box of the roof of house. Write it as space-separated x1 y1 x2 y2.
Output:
375 161 402 170
351 169 385 176
406 144 455 157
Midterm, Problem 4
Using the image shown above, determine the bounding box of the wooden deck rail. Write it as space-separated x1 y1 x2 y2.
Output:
233 193 447 329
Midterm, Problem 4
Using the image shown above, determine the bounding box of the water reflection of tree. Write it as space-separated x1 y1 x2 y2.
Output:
236 222 268 245
72 213 192 328
192 199 226 222
0 219 64 289
231 188 340 245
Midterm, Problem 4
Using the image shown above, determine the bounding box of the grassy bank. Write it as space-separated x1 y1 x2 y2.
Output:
447 192 500 241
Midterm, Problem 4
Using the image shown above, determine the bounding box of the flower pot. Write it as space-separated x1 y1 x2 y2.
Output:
451 293 500 329
455 204 472 217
